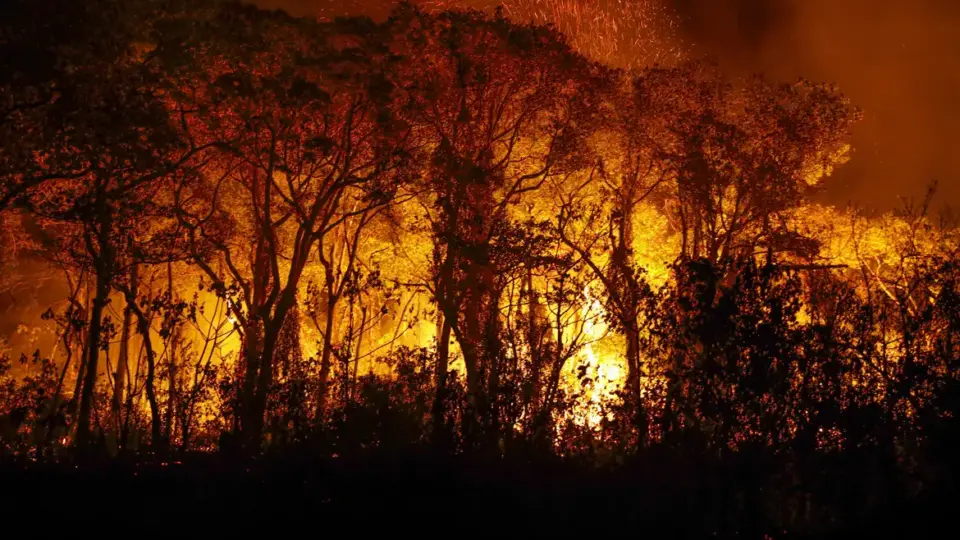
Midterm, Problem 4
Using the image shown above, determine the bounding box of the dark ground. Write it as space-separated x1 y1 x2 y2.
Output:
1 452 956 537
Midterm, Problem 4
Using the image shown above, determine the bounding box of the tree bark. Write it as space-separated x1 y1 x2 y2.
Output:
76 268 110 450
120 285 162 446
245 291 296 450
165 262 178 445
109 263 136 450
77 193 115 452
431 315 452 447
316 287 338 422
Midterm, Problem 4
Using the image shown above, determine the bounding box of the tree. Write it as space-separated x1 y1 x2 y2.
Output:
0 0 171 210
165 5 413 449
637 62 860 263
386 6 607 447
10 0 208 450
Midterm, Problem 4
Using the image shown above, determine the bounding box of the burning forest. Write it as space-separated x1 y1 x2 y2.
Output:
2 0 960 535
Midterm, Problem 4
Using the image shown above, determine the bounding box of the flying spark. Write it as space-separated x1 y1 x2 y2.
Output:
316 0 686 68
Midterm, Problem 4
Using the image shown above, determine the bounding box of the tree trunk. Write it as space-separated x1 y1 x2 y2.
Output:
524 269 544 418
240 320 262 440
483 285 503 452
76 269 110 450
165 341 177 444
245 323 278 450
352 306 367 397
137 309 162 446
120 287 161 447
47 296 81 449
316 291 337 421
69 349 85 441
68 276 92 438
121 338 143 449
165 262 178 445
246 292 295 450
77 194 115 452
315 356 332 425
109 263 136 451
624 321 641 400
432 316 453 447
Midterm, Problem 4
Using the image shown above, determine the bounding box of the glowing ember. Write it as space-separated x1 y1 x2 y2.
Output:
421 0 686 68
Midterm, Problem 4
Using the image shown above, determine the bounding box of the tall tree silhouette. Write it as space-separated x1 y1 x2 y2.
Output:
163 5 413 449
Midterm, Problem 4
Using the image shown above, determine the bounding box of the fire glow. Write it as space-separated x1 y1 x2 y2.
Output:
1 0 957 467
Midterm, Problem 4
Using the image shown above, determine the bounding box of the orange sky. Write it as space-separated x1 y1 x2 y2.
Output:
673 0 960 211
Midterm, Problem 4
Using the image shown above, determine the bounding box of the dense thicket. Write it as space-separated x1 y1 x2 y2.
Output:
2 0 959 535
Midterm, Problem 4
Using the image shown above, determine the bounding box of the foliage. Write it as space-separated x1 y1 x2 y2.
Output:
1 1 959 535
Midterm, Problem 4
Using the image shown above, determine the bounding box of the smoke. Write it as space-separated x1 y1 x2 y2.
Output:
670 0 960 210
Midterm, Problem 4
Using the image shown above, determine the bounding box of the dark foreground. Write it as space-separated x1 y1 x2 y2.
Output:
1 451 956 538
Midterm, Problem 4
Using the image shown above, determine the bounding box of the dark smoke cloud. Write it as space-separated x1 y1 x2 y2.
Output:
252 0 960 210
671 0 960 210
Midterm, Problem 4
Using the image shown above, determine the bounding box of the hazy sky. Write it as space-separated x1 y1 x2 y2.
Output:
671 0 960 210
253 0 960 210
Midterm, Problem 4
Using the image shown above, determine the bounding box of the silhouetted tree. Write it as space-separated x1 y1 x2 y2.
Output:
386 5 607 448
163 4 413 449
